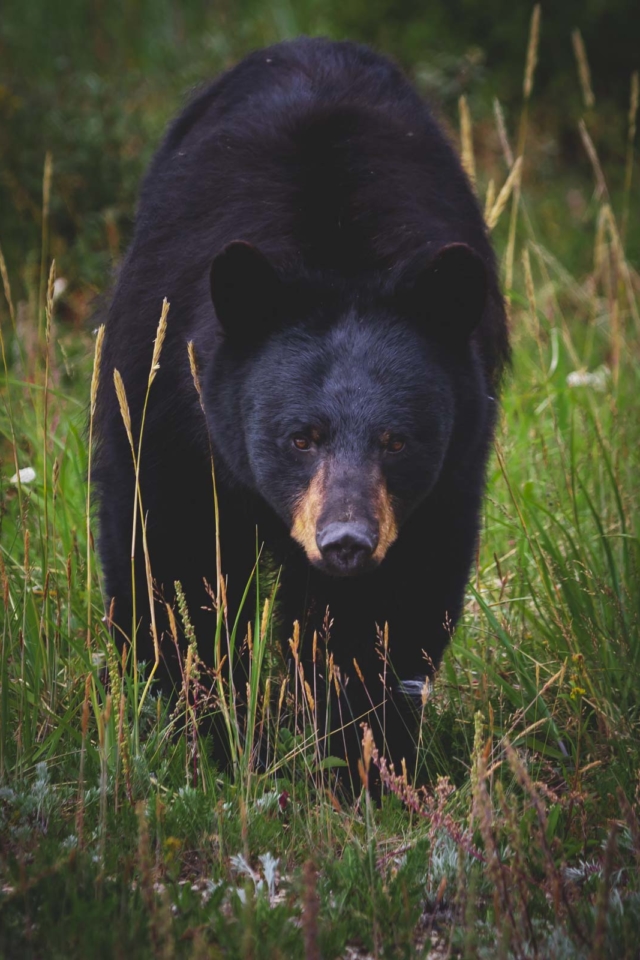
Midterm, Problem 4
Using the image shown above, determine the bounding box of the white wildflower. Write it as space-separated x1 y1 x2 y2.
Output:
566 365 610 391
259 853 279 899
53 277 67 301
10 467 36 484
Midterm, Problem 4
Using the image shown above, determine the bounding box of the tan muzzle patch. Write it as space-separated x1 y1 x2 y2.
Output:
372 481 398 562
291 462 399 566
290 462 327 562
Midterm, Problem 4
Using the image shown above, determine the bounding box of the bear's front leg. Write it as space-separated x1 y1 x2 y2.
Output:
277 487 481 793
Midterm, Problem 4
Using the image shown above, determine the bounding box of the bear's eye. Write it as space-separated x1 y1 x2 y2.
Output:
292 434 312 452
385 436 405 454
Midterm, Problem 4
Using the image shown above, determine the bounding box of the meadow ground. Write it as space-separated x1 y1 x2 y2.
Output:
1 16 640 959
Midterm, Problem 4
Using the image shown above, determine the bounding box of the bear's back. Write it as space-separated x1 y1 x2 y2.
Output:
138 39 485 265
107 38 507 394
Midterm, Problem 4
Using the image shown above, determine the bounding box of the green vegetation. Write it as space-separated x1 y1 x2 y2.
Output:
1 5 640 957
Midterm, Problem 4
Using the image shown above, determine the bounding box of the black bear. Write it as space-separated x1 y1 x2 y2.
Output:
94 37 508 779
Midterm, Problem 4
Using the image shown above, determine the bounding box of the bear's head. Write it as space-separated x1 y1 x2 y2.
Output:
206 240 489 577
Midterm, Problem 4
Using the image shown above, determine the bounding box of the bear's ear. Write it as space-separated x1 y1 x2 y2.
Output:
210 241 286 341
402 243 487 342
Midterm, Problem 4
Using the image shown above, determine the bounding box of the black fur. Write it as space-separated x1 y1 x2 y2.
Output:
94 37 508 779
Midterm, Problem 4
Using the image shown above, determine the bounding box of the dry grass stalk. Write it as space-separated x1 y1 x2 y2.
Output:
148 297 169 386
458 94 476 188
118 638 132 803
523 5 541 101
628 70 639 144
0 244 16 327
493 98 514 168
504 182 522 301
45 260 56 344
304 680 315 713
187 339 223 608
622 70 639 238
113 369 134 450
486 156 523 231
572 29 595 109
113 360 164 707
593 205 610 288
260 596 270 641
86 324 106 648
361 722 374 780
368 723 484 861
42 152 53 225
90 325 106 416
521 246 537 330
104 612 131 809
188 339 205 412
278 676 288 714
352 657 365 685
601 202 640 332
38 153 53 339
76 672 92 846
483 178 496 222
289 620 300 664
578 119 607 200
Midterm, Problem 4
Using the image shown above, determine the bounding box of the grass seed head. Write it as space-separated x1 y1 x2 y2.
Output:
486 156 523 231
458 94 476 188
629 71 639 142
148 297 169 386
523 4 541 100
113 369 133 447
45 260 55 343
572 29 595 109
90 325 105 415
493 97 514 167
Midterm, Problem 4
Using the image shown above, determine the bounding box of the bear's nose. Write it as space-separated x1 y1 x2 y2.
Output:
316 522 379 576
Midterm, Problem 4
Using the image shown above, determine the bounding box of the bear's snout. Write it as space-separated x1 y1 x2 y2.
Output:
290 459 399 572
316 521 379 576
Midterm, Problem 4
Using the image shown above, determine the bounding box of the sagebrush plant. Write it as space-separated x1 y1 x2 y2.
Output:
1 9 640 957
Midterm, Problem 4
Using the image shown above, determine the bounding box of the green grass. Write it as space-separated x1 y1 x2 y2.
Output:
1 22 640 960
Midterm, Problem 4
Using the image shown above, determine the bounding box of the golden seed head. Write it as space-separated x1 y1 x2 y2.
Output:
304 680 315 712
353 658 365 685
260 598 270 641
187 339 206 410
278 677 287 712
113 369 133 446
90 324 106 415
149 298 170 385
362 723 374 775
